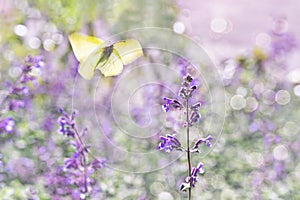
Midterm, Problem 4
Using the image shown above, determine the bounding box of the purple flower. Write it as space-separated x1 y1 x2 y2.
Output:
71 139 90 156
270 31 296 58
186 102 203 126
42 116 55 132
178 58 189 75
0 117 15 133
20 73 36 84
190 162 205 186
158 134 182 152
180 162 205 191
193 135 213 150
189 110 201 125
57 109 76 137
8 99 25 111
196 162 205 174
162 97 183 112
91 159 106 170
0 55 44 139
44 166 73 198
64 152 80 169
19 55 44 87
25 55 45 68
21 86 29 96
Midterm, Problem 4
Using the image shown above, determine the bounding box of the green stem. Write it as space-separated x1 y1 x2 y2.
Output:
186 98 192 200
74 127 88 193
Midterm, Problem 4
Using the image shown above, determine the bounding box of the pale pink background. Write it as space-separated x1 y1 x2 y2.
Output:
179 0 300 58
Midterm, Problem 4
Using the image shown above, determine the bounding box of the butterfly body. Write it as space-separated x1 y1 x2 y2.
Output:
96 45 114 66
68 33 143 79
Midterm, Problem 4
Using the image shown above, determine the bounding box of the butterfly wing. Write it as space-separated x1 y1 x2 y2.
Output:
113 39 143 65
97 49 124 77
78 45 106 80
68 33 104 62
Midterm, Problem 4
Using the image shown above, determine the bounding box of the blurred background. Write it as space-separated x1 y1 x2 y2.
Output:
0 0 300 199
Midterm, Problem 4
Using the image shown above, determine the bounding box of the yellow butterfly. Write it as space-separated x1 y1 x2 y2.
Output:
68 33 143 79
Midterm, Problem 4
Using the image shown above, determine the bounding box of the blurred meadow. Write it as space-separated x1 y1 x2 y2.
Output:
0 0 300 199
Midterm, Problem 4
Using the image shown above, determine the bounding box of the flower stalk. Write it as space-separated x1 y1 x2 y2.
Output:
0 55 44 134
57 108 106 198
158 74 213 199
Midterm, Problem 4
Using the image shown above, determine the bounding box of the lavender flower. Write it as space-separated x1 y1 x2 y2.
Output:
192 135 213 150
158 134 182 152
189 110 202 126
57 108 76 137
18 55 44 86
45 166 73 198
56 108 106 198
179 75 198 99
91 158 106 170
180 162 205 192
162 97 183 112
0 55 44 135
157 74 212 199
25 55 45 68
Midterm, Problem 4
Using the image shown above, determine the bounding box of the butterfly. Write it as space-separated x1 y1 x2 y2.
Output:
68 33 143 79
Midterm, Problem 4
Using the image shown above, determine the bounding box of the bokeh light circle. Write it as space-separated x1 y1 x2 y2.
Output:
273 145 289 161
275 90 291 105
230 94 246 110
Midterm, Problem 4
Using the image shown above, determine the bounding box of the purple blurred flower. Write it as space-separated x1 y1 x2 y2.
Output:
5 157 36 182
42 116 55 132
249 122 259 133
0 55 44 135
158 134 182 152
91 158 106 170
10 86 29 96
270 32 296 58
25 55 45 68
20 73 37 84
0 117 15 133
64 152 80 169
20 55 44 85
8 99 25 111
178 58 189 75
44 166 73 198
